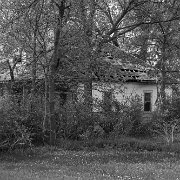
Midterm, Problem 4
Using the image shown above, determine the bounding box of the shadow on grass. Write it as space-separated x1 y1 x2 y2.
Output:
1 146 180 165
1 136 180 170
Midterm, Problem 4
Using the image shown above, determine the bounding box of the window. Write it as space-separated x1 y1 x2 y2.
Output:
144 92 152 112
103 91 112 112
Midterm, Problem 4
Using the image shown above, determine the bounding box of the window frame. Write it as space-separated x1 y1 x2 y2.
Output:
143 91 153 112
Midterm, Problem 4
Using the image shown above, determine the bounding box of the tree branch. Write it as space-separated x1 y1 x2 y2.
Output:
103 17 180 44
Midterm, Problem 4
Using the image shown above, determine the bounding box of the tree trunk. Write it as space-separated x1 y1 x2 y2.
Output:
48 4 63 145
43 73 49 132
48 0 70 146
48 69 57 146
31 57 37 97
31 20 38 112
84 77 93 112
160 39 167 113
6 60 15 95
161 63 166 112
7 61 15 83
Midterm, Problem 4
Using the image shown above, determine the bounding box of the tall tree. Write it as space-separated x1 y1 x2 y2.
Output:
71 0 180 112
130 0 180 111
1 0 180 145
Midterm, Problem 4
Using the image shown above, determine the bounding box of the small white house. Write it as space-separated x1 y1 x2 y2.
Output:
91 81 158 112
77 57 172 118
78 78 158 114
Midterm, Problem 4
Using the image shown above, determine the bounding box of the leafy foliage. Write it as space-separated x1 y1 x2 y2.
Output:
54 95 143 141
0 0 180 149
110 95 143 137
151 95 180 144
0 94 46 151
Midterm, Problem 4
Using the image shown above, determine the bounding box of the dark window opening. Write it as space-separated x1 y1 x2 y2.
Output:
103 91 112 112
59 92 67 106
144 92 152 111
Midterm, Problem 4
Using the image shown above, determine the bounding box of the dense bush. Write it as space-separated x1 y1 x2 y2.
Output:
56 102 99 140
150 95 180 145
1 91 180 154
110 95 143 137
57 93 180 143
0 94 46 151
56 94 144 141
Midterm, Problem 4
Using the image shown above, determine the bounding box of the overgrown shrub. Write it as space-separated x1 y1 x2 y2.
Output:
57 95 144 140
56 102 101 140
0 94 46 151
111 95 143 137
151 95 180 144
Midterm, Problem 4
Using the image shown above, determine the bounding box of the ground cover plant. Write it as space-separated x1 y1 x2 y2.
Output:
1 146 180 180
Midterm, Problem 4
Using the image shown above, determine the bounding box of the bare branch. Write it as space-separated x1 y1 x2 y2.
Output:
103 16 180 44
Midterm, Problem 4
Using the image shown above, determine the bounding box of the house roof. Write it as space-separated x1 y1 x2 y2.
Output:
91 43 156 83
93 56 157 83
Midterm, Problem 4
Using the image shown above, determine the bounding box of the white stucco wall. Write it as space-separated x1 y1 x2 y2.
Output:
77 82 159 112
93 82 158 111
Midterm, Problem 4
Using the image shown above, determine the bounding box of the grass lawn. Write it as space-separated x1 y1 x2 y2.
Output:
1 147 180 180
